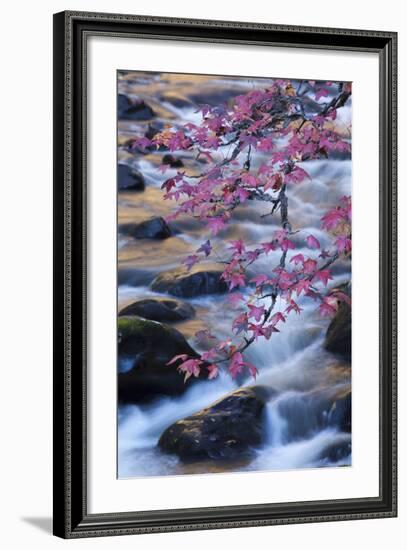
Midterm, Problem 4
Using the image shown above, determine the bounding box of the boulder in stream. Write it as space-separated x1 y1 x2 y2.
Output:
158 386 274 461
119 217 171 239
162 154 184 168
324 301 351 361
118 316 204 404
118 163 145 191
119 298 195 322
318 433 352 464
274 385 351 440
151 263 227 298
118 94 156 120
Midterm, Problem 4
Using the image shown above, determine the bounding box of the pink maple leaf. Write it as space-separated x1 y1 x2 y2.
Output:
281 238 295 252
196 239 212 257
228 352 245 378
232 312 249 334
319 299 338 317
207 364 219 380
321 208 344 231
250 274 269 286
229 239 245 255
306 234 321 249
262 241 277 254
248 304 266 322
166 354 189 366
315 88 329 101
313 269 333 286
303 258 318 274
285 300 303 315
235 187 250 203
177 359 202 381
228 272 246 290
184 255 200 271
295 278 312 296
335 236 352 254
290 253 305 265
207 216 226 235
270 312 286 325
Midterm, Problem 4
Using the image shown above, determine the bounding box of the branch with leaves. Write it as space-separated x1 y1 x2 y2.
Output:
132 79 352 382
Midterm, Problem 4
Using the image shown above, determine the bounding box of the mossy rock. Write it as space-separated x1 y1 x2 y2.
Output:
118 317 204 404
119 298 194 322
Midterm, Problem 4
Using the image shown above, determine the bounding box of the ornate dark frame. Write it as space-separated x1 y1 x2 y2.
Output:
53 10 397 539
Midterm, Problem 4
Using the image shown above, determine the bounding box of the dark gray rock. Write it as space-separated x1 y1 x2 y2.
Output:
189 88 242 107
118 164 145 191
119 217 171 239
118 94 155 120
118 317 204 404
159 93 192 109
329 390 351 433
162 154 184 168
117 93 132 117
151 264 227 298
318 433 351 464
325 301 351 361
275 386 351 440
158 386 274 461
119 298 195 322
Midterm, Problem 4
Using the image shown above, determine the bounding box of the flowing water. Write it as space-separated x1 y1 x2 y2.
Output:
117 72 351 478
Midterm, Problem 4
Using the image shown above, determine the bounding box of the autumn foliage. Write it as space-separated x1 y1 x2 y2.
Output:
132 79 352 381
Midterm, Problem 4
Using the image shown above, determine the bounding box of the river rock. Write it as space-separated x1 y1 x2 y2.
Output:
118 316 204 403
318 433 351 464
159 93 192 109
189 88 242 107
162 154 184 168
117 93 132 117
329 389 351 433
151 263 227 298
324 301 351 361
119 298 195 322
158 386 274 461
119 217 171 239
118 164 145 191
275 386 351 440
118 94 155 120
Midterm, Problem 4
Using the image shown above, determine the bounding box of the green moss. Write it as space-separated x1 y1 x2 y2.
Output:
118 315 175 340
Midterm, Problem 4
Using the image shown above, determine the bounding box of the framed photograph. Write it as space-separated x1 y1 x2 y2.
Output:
53 11 397 538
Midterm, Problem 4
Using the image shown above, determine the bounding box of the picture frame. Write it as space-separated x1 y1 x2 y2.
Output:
53 10 397 538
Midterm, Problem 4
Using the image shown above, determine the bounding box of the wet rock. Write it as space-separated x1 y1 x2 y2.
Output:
119 217 171 239
118 94 156 120
118 164 145 191
158 386 274 461
318 433 351 464
119 298 195 322
162 154 184 168
118 317 204 404
151 263 227 298
117 93 132 117
325 301 351 361
159 93 192 109
329 389 351 433
145 123 163 140
275 386 351 440
117 268 155 287
189 88 242 106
